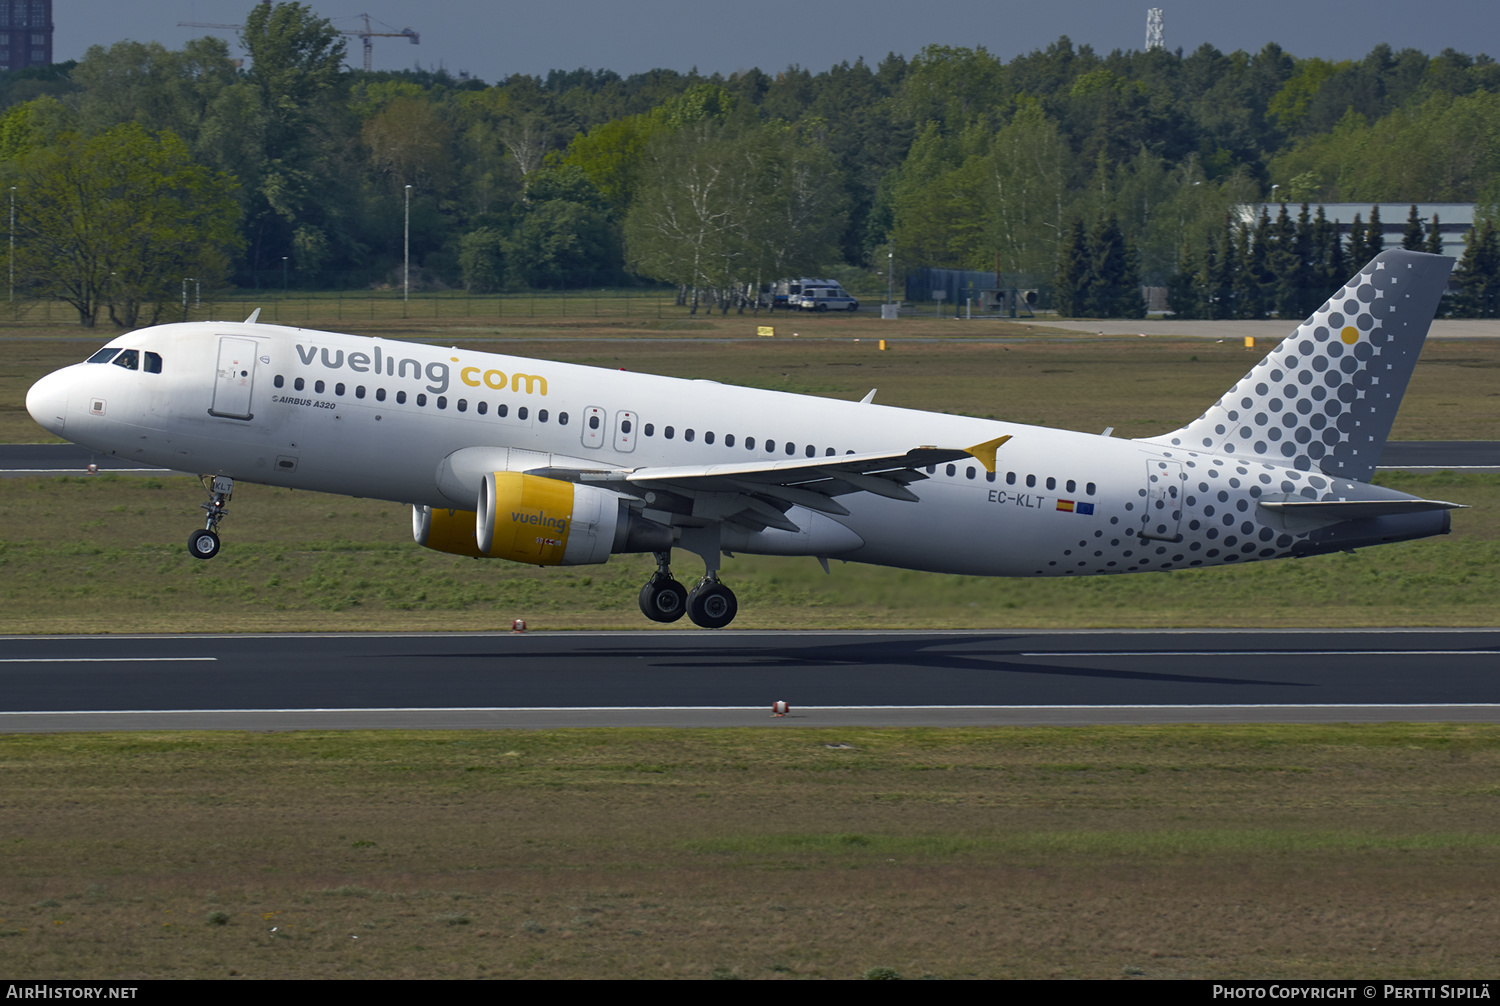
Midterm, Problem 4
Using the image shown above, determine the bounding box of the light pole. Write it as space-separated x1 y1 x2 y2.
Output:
886 242 893 305
404 184 412 303
282 256 288 292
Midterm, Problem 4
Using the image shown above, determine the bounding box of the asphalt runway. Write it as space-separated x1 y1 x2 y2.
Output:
1 629 1495 731
3 442 1496 476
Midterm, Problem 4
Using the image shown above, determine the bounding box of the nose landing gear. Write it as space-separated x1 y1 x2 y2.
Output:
189 475 234 561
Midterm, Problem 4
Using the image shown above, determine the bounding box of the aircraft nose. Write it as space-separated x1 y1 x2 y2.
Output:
26 369 70 436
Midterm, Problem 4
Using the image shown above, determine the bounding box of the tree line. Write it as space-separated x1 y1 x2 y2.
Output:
1 2 1498 324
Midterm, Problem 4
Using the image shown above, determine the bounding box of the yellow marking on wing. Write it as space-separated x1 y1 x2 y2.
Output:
965 435 1012 474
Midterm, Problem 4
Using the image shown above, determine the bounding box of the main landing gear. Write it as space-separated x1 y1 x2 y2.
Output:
638 550 738 628
188 475 234 560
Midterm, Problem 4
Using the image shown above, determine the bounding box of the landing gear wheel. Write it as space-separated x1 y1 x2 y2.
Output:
687 580 738 629
188 528 220 560
639 576 688 623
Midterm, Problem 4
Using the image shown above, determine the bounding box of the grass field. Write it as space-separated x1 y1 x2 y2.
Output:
2 725 1497 979
0 470 1494 633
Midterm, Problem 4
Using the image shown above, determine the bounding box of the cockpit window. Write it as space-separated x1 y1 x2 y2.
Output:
86 348 120 364
144 352 162 374
112 349 140 371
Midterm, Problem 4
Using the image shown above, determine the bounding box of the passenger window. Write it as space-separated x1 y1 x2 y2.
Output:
766 440 775 452
558 412 568 425
356 386 366 399
517 406 528 420
396 391 407 404
1006 472 1016 485
684 429 695 442
274 375 285 388
376 388 386 402
294 377 305 391
745 437 754 450
643 422 654 436
664 426 675 439
704 431 714 445
497 404 508 417
946 464 956 477
825 448 835 456
589 415 599 429
456 399 466 412
335 383 344 396
144 352 163 374
1086 482 1096 495
437 396 447 410
1026 474 1036 488
785 443 796 456
805 445 816 457
538 409 548 422
966 467 976 479
417 394 427 407
724 433 733 447
986 471 996 482
1066 479 1076 493
477 401 487 415
315 380 325 393
622 420 633 433
1046 477 1056 490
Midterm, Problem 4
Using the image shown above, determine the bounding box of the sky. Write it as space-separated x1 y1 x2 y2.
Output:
51 1 1499 81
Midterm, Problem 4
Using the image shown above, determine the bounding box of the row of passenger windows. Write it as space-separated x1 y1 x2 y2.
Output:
271 373 1083 485
928 463 1097 494
272 374 563 423
87 347 163 373
640 422 851 456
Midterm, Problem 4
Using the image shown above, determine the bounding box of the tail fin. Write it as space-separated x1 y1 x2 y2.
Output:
1148 249 1453 481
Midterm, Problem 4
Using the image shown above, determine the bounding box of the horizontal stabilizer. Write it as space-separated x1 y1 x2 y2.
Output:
1259 498 1465 521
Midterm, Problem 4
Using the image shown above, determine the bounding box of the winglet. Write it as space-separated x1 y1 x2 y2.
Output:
244 308 261 324
965 435 1012 474
859 389 877 404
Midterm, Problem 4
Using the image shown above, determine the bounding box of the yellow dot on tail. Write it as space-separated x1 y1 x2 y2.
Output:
1340 326 1359 345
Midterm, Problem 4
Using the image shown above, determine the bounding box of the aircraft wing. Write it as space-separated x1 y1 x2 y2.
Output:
528 436 1010 533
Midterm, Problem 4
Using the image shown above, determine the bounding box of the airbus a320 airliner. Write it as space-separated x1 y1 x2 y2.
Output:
27 250 1462 628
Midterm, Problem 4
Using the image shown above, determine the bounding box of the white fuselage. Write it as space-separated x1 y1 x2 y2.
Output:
26 320 1442 580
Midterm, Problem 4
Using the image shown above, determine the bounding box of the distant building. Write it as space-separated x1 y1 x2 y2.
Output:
0 1 52 72
1249 203 1476 258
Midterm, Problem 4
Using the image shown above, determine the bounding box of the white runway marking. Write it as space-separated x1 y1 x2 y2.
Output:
0 657 217 663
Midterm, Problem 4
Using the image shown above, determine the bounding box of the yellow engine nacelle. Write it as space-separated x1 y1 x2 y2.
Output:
414 473 671 564
412 504 486 557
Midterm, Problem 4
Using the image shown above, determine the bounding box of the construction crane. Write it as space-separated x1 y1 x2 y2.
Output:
178 12 420 72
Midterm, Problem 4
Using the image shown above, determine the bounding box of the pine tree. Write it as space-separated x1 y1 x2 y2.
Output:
1166 240 1199 319
1453 220 1500 318
1085 214 1131 317
1402 204 1425 250
1365 205 1384 257
1348 212 1367 265
1425 214 1445 256
1232 221 1262 319
1268 204 1302 319
1054 217 1088 317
